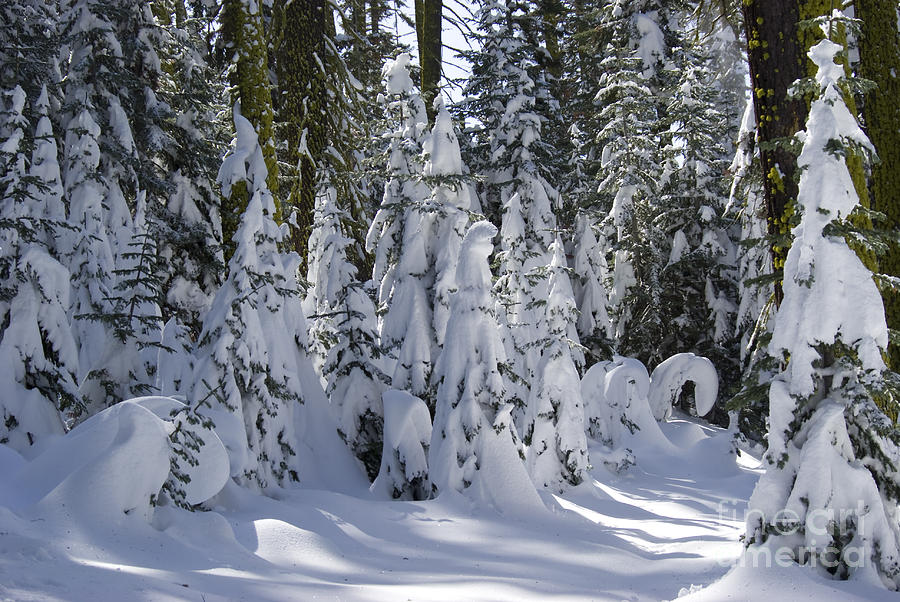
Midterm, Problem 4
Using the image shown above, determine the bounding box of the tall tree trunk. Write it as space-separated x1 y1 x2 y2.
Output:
276 0 329 266
220 0 280 261
857 0 900 369
741 0 807 305
416 0 442 121
538 0 563 81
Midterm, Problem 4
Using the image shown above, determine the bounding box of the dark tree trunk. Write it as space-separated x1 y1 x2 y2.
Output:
276 0 329 265
857 0 900 368
416 0 442 121
741 0 807 305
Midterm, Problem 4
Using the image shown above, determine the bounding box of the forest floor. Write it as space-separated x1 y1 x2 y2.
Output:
0 414 888 601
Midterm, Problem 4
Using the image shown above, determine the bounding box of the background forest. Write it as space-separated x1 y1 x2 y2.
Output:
2 0 900 595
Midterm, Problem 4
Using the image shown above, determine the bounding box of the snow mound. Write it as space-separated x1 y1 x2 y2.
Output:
648 353 719 420
11 400 171 522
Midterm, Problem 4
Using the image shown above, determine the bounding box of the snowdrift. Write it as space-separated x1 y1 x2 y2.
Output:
582 353 733 476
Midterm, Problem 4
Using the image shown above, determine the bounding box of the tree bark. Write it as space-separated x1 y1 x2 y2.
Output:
416 0 442 121
741 0 807 305
276 0 329 265
857 0 900 368
220 0 280 260
538 0 563 81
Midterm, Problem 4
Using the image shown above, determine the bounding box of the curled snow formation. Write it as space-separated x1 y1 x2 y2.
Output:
648 353 719 421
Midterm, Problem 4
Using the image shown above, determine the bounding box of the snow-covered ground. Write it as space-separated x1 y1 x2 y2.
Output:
0 414 887 601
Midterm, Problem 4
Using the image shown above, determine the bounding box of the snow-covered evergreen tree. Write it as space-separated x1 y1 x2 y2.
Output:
80 192 163 405
426 98 476 347
0 0 60 103
571 211 613 362
367 53 436 405
192 105 307 490
60 92 119 413
430 221 529 499
0 86 81 454
594 1 661 345
463 0 563 427
368 56 476 411
727 99 775 442
525 237 589 492
635 43 739 403
308 185 389 480
745 35 900 587
153 2 226 339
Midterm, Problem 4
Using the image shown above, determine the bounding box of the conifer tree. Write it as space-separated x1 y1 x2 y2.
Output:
152 0 227 339
60 94 119 413
0 0 60 103
308 185 389 480
426 98 476 348
0 86 82 453
637 43 739 395
727 99 775 442
596 36 658 344
745 34 900 587
430 221 531 501
367 53 436 406
464 0 562 426
525 237 589 491
571 211 613 363
192 105 307 490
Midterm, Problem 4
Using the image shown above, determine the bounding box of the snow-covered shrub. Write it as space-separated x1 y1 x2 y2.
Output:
372 389 433 500
133 397 230 510
581 356 651 471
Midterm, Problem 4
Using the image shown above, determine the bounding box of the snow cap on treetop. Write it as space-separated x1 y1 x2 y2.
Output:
384 53 415 95
457 221 498 290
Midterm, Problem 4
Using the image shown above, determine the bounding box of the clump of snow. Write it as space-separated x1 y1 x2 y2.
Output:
383 53 416 96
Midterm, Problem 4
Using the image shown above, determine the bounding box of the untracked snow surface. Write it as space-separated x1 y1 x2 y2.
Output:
0 414 887 601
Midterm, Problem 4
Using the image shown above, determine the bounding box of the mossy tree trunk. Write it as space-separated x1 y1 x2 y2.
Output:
220 0 280 261
275 0 329 266
857 0 900 369
741 0 807 305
